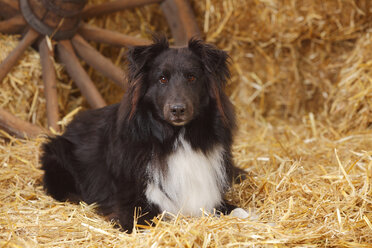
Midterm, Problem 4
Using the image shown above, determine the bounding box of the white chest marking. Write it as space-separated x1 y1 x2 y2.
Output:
146 136 227 216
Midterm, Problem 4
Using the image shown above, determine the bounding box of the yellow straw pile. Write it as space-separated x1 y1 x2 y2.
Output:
0 0 371 246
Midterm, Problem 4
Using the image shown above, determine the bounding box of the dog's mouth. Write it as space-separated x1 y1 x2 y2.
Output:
168 117 189 126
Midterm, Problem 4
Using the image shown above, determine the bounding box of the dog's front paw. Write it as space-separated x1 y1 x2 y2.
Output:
229 208 250 218
229 208 260 221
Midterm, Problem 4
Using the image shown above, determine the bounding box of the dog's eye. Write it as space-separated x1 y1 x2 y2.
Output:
159 76 168 84
187 75 196 82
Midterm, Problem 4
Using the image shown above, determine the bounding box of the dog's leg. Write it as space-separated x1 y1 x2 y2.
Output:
112 205 159 233
216 201 237 215
41 138 79 201
109 190 160 233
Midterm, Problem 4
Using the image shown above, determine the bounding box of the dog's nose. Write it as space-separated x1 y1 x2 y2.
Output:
170 104 186 117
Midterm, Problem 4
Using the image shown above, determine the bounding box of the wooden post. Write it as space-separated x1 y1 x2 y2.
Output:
0 28 39 83
58 40 106 109
39 38 59 131
72 34 125 89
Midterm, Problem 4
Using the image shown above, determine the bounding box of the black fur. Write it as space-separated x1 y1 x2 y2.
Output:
41 37 241 233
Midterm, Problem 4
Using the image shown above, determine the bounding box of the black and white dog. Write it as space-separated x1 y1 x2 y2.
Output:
41 37 246 232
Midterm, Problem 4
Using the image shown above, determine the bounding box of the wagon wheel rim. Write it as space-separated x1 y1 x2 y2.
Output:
0 0 201 139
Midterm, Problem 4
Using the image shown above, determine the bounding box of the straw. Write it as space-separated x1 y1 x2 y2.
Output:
0 0 371 246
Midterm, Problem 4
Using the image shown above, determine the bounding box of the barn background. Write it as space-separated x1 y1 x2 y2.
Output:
0 0 371 247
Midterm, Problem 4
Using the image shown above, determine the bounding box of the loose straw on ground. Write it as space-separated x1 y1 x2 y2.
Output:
0 0 371 246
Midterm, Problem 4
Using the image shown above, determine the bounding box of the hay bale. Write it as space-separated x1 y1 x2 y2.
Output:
0 0 371 247
196 0 371 125
0 34 46 127
327 33 372 133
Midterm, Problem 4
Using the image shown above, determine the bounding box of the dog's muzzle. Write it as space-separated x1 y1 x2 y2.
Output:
164 103 193 126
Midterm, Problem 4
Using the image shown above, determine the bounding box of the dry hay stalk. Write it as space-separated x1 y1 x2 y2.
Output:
326 33 372 133
0 0 371 247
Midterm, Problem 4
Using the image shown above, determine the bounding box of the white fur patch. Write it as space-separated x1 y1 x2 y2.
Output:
230 208 250 219
146 134 227 216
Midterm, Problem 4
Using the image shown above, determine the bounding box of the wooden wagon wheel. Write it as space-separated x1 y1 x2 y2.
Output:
0 0 200 138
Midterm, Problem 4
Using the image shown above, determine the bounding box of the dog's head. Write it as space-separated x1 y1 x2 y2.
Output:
124 36 231 127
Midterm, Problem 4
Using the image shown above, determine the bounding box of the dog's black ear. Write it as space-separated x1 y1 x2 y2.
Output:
127 35 169 82
121 36 169 121
188 38 234 128
188 38 230 87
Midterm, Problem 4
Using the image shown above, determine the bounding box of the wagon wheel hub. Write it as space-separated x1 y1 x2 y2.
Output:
20 0 87 40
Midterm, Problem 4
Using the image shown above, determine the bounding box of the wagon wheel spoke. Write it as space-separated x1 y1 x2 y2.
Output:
161 0 201 46
71 34 126 89
0 28 39 83
0 0 20 19
82 0 163 19
78 23 151 47
0 15 26 34
57 40 106 109
0 0 19 10
39 37 59 132
0 107 47 139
